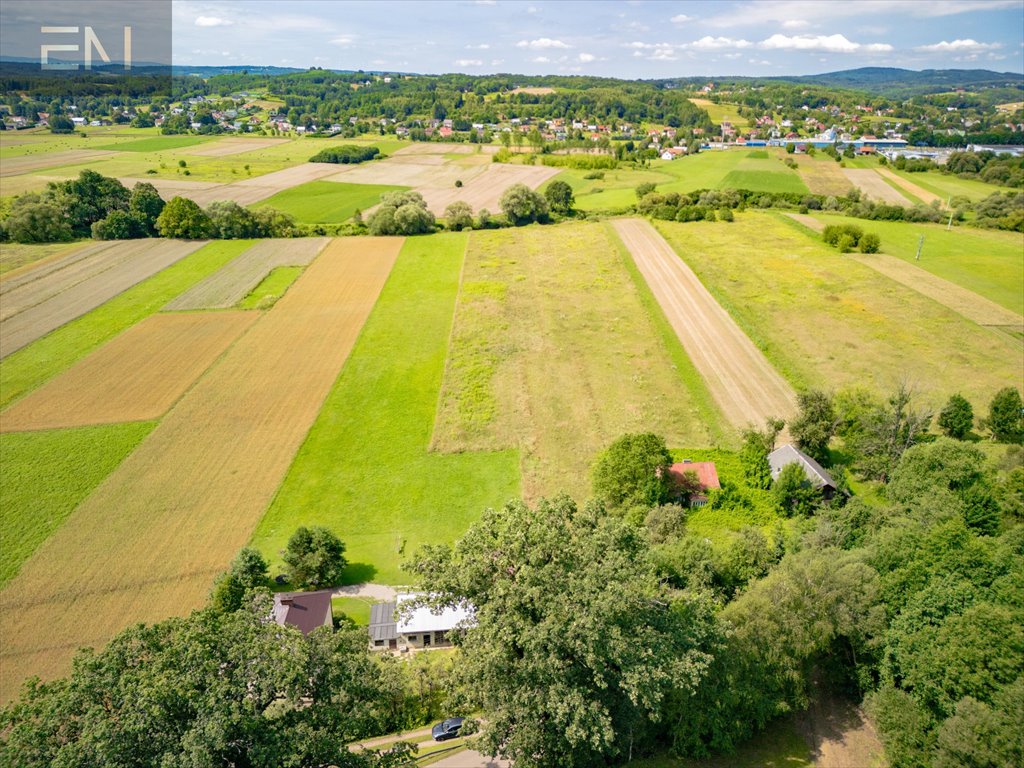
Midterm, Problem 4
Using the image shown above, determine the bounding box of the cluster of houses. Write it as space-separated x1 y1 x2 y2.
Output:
270 443 835 652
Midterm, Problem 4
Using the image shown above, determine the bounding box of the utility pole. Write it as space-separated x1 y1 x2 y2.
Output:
915 234 924 261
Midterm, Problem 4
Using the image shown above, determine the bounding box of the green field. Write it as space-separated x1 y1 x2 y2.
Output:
332 596 373 626
0 422 155 587
890 168 1008 203
249 233 520 584
0 240 254 410
432 222 717 500
688 98 750 129
94 135 214 152
253 180 408 223
237 266 304 309
653 213 1021 411
801 213 1024 314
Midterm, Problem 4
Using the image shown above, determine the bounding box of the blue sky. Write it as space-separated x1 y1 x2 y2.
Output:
172 0 1024 76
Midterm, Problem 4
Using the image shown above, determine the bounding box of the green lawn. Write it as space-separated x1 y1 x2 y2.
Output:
720 169 809 195
0 240 254 409
94 136 214 152
890 168 1008 203
332 596 373 626
253 180 408 223
237 266 304 309
653 213 1020 412
798 212 1024 315
249 233 520 585
0 422 155 587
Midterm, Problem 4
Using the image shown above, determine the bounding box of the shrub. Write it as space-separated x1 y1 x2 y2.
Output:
4 201 73 243
499 183 548 225
367 191 436 235
544 180 574 214
985 388 1024 444
91 210 146 240
454 179 463 188
938 394 974 440
583 171 605 180
859 232 881 253
837 234 856 253
719 207 734 222
823 223 863 248
636 182 656 199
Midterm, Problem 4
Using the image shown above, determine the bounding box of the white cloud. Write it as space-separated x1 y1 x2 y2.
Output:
578 52 596 62
915 39 1002 52
454 58 483 66
491 58 505 66
760 33 892 53
531 55 551 63
517 37 570 49
723 52 743 59
670 14 694 23
706 0 1019 28
685 36 753 49
466 43 491 50
527 5 539 12
195 15 232 27
650 48 678 61
748 58 772 65
782 19 810 29
329 35 354 46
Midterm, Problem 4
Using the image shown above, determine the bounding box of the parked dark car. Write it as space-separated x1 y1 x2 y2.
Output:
431 717 465 742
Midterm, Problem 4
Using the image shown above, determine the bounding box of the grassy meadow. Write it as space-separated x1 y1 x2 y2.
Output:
431 221 719 501
0 422 155 587
0 240 91 276
237 266 304 309
687 98 750 129
798 213 1024 315
653 212 1021 411
253 180 408 223
249 233 520 585
0 239 254 409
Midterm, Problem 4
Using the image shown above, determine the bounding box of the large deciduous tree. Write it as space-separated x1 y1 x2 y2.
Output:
985 387 1023 444
156 196 214 239
592 432 674 509
499 183 548 225
283 526 347 588
406 496 715 768
789 389 838 463
937 393 974 440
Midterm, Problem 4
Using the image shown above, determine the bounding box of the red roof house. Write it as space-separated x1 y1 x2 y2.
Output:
667 460 720 507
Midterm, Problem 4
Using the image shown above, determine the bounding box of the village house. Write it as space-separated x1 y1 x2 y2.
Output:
368 593 473 652
666 459 720 507
768 445 836 499
272 590 334 635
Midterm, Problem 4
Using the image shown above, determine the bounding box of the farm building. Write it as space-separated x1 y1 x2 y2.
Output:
368 593 473 652
768 445 836 498
667 460 720 507
272 590 334 635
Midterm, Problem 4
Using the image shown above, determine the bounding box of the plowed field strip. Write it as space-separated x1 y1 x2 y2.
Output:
165 238 329 310
0 150 120 177
0 242 110 294
841 168 910 205
611 218 796 432
0 240 206 359
849 252 1023 328
0 237 401 700
875 166 944 206
0 312 259 432
186 138 290 157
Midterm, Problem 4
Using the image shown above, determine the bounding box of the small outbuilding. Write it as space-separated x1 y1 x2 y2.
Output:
768 444 836 498
272 590 334 635
667 460 721 507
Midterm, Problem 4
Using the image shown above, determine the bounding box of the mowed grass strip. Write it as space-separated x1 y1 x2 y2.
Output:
798 213 1024 316
654 213 1022 410
0 240 253 410
432 221 714 501
253 180 409 223
164 237 329 310
0 312 259 432
237 266 303 310
250 233 520 585
0 237 401 700
0 421 155 588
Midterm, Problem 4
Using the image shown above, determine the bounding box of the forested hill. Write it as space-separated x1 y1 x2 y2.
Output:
786 67 1023 96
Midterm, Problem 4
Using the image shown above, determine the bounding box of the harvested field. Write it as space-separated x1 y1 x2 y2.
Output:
118 176 222 199
432 221 716 500
611 218 797 433
327 156 484 189
875 166 943 205
180 138 291 157
0 312 258 432
0 240 207 359
509 86 555 95
841 168 911 205
419 163 561 216
392 143 485 156
164 237 329 310
848 251 1023 328
0 241 103 286
120 164 343 207
792 155 854 197
0 149 120 177
0 237 401 699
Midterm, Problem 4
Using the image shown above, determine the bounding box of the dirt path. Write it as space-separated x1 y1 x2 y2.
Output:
0 237 402 701
796 686 887 768
841 169 910 205
333 583 398 601
611 218 796 433
0 240 206 359
874 167 943 206
785 212 826 232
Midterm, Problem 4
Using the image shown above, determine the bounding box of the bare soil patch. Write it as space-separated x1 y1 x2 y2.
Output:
0 311 257 431
509 86 555 95
118 176 222 199
875 167 943 205
841 169 910 205
611 218 797 433
785 212 826 233
0 239 206 359
0 237 402 699
849 251 1023 328
795 686 887 768
165 237 329 310
185 137 291 157
0 150 120 177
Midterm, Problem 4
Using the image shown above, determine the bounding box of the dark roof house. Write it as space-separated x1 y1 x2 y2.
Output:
272 590 333 635
768 444 836 495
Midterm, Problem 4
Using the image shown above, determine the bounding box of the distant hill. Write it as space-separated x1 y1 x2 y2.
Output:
783 67 1023 94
